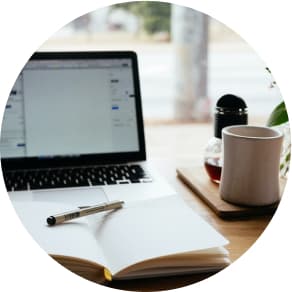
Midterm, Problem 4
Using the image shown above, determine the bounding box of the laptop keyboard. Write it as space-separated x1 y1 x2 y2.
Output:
3 164 152 192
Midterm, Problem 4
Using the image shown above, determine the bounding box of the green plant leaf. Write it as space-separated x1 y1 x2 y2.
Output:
267 101 289 126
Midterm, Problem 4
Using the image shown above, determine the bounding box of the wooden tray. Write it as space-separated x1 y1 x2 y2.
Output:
176 166 285 219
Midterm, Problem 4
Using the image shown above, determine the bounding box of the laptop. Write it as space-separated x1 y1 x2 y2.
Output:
1 51 175 206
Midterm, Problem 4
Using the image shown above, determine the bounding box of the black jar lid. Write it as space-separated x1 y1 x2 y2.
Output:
214 94 248 138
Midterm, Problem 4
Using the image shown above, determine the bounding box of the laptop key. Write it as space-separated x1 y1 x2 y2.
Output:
117 180 130 184
30 180 45 190
106 180 117 185
91 177 106 186
3 174 13 191
74 178 90 187
106 177 117 185
91 180 106 186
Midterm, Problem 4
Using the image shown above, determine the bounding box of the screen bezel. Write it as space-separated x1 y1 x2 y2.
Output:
1 51 146 170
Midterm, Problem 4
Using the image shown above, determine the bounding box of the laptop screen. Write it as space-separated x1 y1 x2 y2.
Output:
1 51 145 168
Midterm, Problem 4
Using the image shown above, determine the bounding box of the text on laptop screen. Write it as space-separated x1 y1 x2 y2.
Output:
1 58 140 158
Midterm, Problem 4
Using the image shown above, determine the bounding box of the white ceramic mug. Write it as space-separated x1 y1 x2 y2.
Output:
219 125 283 206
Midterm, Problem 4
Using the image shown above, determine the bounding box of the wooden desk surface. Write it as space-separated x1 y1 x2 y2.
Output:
107 122 274 291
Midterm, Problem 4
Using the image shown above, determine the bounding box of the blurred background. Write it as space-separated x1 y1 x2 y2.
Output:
40 1 283 124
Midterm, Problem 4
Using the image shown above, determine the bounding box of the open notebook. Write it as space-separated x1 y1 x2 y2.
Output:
12 196 230 281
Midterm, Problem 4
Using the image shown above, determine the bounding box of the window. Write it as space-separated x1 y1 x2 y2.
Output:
40 3 283 123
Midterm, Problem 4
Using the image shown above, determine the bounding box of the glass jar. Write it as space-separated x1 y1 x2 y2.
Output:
204 94 248 183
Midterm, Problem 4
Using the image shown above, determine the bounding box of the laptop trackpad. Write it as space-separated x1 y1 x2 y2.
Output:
31 187 108 207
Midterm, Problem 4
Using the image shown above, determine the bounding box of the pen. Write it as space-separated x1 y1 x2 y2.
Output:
46 200 124 226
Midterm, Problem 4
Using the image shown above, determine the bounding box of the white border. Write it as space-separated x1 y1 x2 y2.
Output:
0 1 291 291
